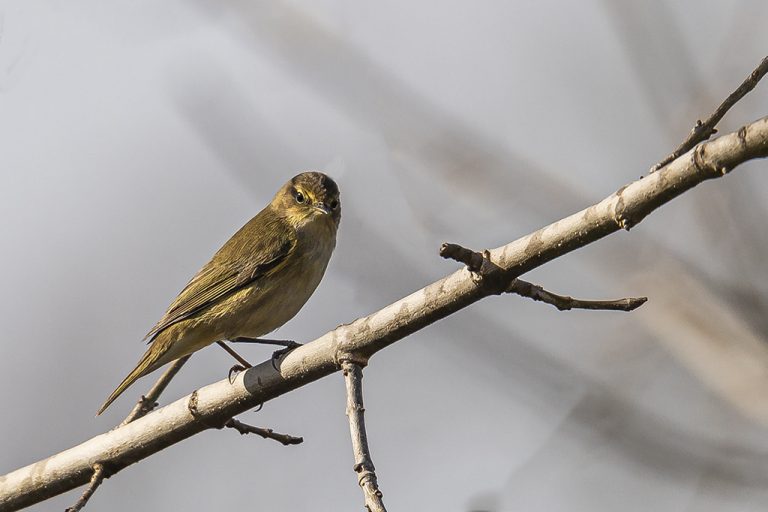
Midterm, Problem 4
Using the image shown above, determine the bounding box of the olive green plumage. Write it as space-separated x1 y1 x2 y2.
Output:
97 171 341 415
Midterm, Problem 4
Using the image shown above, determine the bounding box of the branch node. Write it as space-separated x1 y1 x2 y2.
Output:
134 395 157 416
692 144 730 178
612 186 636 231
337 353 370 370
439 243 485 272
65 463 107 512
186 389 228 429
440 243 509 294
738 125 748 149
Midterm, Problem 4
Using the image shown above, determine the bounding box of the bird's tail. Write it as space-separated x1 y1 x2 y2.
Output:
96 344 163 416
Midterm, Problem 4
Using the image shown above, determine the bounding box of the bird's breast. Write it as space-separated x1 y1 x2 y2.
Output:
220 220 337 339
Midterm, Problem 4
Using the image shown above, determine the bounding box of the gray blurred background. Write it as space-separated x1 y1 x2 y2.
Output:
2 1 768 511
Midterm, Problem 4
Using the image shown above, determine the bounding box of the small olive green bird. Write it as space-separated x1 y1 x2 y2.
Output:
97 171 340 415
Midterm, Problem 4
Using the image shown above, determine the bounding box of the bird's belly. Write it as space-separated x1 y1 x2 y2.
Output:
213 238 333 339
230 278 318 338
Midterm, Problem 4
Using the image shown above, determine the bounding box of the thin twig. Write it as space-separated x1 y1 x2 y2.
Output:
341 361 386 512
224 418 303 446
651 55 768 172
64 463 105 512
440 243 647 311
507 279 647 311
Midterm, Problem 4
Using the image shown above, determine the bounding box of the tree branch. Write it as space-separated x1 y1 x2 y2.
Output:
342 361 386 512
651 55 768 171
1 117 768 511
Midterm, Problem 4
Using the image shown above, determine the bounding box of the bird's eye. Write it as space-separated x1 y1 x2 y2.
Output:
329 199 339 210
295 191 305 204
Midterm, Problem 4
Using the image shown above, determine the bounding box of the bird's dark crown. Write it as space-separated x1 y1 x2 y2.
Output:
290 171 339 201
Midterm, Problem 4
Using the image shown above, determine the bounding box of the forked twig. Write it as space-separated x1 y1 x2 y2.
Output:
651 56 768 172
440 243 647 311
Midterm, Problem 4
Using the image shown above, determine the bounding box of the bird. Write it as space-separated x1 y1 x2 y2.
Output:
97 171 341 415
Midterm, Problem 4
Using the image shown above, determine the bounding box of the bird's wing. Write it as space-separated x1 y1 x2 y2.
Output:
143 212 295 342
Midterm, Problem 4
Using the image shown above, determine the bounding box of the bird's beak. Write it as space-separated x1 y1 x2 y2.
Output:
313 202 331 215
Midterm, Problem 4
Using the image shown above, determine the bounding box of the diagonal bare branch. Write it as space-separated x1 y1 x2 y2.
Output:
2 116 767 511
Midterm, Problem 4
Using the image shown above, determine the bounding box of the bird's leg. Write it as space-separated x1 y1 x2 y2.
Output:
229 337 303 370
229 337 302 348
216 341 253 383
217 340 253 366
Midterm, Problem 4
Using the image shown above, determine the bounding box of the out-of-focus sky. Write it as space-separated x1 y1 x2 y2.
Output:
2 1 768 511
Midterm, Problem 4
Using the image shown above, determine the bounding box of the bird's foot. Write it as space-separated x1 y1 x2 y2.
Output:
271 341 303 370
228 363 251 384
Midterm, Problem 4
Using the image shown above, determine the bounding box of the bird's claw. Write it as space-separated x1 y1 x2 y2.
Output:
271 341 303 370
228 364 248 383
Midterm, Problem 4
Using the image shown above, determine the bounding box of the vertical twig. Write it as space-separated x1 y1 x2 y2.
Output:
342 361 387 512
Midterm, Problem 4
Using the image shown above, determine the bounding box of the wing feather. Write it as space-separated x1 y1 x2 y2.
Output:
144 210 295 341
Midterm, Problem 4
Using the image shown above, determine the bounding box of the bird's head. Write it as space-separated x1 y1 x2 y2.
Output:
272 171 341 229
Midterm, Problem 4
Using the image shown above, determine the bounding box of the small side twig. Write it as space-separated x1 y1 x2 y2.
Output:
439 243 488 272
508 279 647 311
341 361 386 512
651 55 768 172
440 242 647 312
64 463 105 512
224 418 303 446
